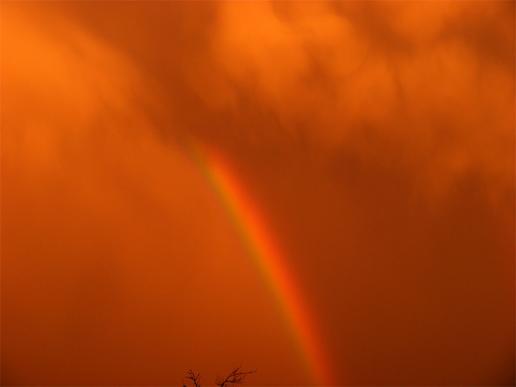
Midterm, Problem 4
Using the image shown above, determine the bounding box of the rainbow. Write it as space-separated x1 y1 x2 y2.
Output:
189 142 333 385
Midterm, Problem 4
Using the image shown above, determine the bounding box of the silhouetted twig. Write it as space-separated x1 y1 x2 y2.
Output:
186 369 201 387
216 367 256 387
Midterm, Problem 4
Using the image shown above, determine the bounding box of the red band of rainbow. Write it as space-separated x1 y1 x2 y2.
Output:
189 141 333 385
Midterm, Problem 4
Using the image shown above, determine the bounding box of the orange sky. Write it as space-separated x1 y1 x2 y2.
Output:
1 1 514 385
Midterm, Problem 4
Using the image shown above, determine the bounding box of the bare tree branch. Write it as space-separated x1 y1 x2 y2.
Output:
216 367 256 387
186 369 201 387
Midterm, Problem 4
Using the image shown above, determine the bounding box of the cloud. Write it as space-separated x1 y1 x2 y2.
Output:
1 1 514 384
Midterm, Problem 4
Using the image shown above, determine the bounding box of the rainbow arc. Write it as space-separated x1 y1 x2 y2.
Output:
189 142 333 385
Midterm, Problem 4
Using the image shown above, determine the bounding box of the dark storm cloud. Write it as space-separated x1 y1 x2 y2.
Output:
1 1 514 385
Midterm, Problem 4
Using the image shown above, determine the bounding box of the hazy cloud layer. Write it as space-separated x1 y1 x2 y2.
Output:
1 1 514 385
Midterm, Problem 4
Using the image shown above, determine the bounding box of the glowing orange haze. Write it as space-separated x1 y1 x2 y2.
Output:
1 1 514 385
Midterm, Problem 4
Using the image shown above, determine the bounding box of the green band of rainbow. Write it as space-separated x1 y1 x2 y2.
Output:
189 141 333 385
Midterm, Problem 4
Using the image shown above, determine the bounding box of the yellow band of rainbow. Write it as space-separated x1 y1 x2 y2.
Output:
188 141 333 385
